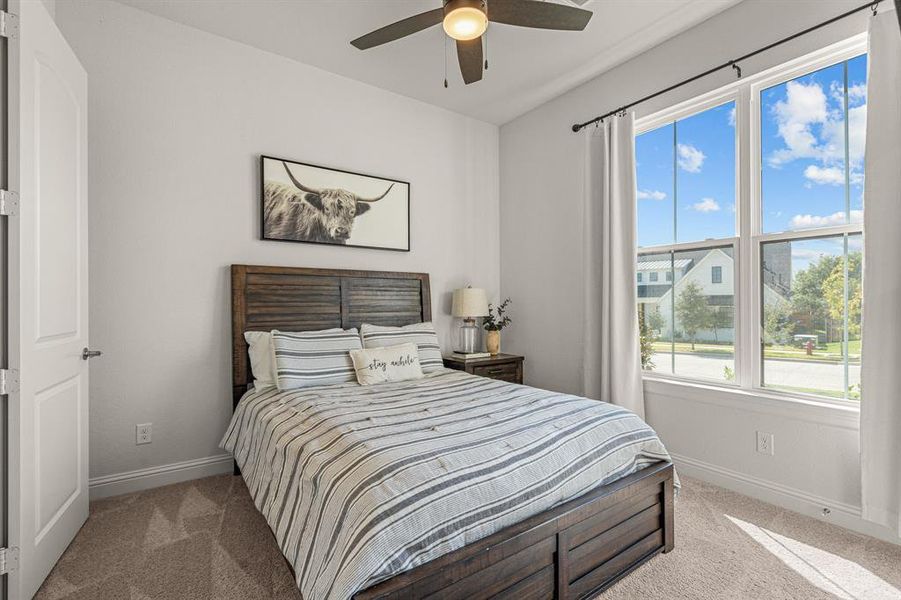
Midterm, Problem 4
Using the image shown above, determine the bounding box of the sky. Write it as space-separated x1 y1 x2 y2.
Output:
636 54 868 251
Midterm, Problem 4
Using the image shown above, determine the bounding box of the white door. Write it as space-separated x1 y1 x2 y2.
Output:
7 0 89 597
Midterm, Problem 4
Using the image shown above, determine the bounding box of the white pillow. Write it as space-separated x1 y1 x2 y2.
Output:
245 328 344 391
349 343 424 386
360 322 443 373
244 331 277 390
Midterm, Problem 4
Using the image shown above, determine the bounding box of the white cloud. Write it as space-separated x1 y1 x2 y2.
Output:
789 209 863 228
803 164 863 187
637 189 667 201
677 143 705 173
803 165 844 185
767 79 868 183
848 83 867 105
791 247 828 261
691 198 721 213
728 106 736 127
768 80 828 166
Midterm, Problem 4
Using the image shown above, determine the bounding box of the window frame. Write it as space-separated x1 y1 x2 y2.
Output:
635 34 867 409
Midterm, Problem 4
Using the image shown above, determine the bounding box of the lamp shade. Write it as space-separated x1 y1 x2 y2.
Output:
452 287 489 318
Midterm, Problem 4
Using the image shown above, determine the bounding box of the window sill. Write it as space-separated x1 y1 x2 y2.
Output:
642 375 860 430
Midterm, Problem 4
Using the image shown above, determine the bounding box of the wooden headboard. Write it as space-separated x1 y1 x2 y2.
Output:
230 264 432 406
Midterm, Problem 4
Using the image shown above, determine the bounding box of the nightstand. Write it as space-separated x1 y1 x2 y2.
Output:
443 353 524 384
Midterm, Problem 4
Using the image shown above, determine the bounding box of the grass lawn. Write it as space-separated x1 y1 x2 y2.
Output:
651 338 861 363
651 341 734 356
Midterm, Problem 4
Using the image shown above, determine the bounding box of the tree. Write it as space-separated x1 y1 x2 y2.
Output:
763 300 795 346
822 252 862 338
709 307 732 344
638 304 657 370
790 254 840 335
646 309 665 335
675 281 712 350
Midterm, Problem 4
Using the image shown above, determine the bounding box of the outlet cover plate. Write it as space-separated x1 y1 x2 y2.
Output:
136 423 152 445
756 431 774 456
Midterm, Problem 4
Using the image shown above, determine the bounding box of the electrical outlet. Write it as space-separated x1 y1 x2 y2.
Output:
136 423 152 445
756 431 774 456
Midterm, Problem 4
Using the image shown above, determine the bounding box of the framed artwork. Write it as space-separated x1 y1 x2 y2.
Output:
260 155 410 251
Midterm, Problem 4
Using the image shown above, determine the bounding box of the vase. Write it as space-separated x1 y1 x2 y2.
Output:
486 330 501 356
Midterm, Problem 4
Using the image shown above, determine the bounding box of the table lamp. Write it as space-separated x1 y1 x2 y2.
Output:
451 287 489 354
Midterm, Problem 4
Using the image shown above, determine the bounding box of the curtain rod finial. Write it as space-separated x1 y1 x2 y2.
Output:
572 124 581 133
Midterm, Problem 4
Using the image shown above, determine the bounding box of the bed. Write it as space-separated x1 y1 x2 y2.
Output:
226 264 676 600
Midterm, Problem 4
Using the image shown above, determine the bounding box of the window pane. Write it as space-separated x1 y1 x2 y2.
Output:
761 235 862 400
847 233 862 399
761 57 867 233
671 247 735 382
636 124 674 248
638 251 674 375
847 54 868 220
675 102 736 242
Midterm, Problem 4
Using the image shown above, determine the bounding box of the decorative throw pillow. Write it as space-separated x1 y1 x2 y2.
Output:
349 343 424 386
272 328 362 390
360 322 443 373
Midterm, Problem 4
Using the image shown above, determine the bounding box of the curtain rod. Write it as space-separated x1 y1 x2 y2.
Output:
571 0 882 133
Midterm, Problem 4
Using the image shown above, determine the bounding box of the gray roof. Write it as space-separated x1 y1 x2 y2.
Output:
637 259 692 271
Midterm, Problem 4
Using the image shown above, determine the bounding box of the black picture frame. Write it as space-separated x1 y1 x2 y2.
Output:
260 155 411 252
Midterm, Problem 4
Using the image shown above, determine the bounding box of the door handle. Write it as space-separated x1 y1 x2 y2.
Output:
82 348 103 360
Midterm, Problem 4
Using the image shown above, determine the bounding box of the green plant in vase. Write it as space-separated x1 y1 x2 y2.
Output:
483 298 512 356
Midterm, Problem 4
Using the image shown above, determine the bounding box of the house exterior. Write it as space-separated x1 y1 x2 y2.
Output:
638 248 789 343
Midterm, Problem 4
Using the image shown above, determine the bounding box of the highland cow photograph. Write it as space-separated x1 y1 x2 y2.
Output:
261 155 410 251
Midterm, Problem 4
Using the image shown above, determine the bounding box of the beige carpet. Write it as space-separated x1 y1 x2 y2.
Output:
35 474 901 600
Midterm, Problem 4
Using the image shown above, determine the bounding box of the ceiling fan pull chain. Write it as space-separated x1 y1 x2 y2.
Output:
444 33 449 88
484 28 489 70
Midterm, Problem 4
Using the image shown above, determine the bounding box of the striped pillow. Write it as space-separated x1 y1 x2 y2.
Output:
272 328 362 390
360 322 444 373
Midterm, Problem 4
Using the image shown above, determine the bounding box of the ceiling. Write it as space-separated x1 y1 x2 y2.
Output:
114 0 741 125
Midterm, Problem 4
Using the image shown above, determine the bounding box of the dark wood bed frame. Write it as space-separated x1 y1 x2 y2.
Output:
231 264 675 600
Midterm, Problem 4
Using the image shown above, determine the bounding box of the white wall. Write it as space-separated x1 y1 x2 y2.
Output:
500 0 899 543
40 0 55 21
55 1 500 485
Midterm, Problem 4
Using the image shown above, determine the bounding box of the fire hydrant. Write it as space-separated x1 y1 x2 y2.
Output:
805 340 814 356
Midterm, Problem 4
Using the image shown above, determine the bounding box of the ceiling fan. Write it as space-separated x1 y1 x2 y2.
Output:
350 0 593 85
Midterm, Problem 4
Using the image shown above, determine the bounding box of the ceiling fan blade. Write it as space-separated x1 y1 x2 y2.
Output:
351 8 444 50
456 38 484 85
488 0 592 31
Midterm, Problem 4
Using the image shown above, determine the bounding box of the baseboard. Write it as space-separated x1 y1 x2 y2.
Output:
670 452 901 546
89 454 234 500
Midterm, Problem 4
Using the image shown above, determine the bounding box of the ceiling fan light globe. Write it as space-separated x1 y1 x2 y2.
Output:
443 7 488 41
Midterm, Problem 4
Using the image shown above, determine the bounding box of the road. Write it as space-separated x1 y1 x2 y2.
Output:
649 351 860 395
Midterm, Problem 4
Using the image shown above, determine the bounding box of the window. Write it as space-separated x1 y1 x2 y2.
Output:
650 272 658 282
638 273 643 283
636 40 866 404
637 100 737 383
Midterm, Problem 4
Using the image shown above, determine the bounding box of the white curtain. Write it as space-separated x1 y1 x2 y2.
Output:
581 114 645 419
860 9 901 536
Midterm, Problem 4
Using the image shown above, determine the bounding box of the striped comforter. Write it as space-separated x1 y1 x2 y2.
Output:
221 369 673 600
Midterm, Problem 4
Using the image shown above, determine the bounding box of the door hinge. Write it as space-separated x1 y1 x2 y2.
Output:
0 547 19 575
0 369 19 395
0 11 18 39
0 190 19 216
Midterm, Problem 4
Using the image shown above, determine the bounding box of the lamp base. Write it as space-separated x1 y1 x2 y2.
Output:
456 318 480 354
